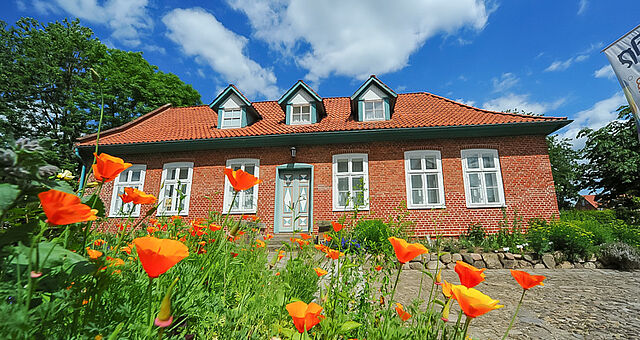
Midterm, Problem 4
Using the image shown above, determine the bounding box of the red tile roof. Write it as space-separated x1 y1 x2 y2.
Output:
77 92 568 146
582 195 599 209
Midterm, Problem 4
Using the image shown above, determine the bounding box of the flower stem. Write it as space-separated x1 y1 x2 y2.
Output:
387 262 403 312
145 277 153 328
501 289 526 340
461 316 472 340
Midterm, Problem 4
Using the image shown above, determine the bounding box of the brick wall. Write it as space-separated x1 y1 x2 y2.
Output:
97 135 559 236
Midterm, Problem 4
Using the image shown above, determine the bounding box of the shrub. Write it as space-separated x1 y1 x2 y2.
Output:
547 221 596 261
351 219 397 255
599 242 640 270
526 219 552 255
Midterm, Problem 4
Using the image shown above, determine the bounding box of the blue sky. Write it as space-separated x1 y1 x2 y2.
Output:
1 0 638 146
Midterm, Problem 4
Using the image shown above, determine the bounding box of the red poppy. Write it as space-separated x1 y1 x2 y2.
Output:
189 225 207 237
375 265 382 271
38 189 98 225
395 303 412 321
133 236 189 278
331 221 343 232
231 252 239 257
277 250 286 261
224 168 262 191
119 187 156 205
388 237 429 264
454 261 486 288
325 248 344 260
147 226 157 234
510 270 546 290
286 301 324 333
209 224 222 232
323 233 332 241
314 267 328 277
263 233 273 240
92 153 132 183
300 233 312 240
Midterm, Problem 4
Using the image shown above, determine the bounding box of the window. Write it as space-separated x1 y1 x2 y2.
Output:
109 165 146 217
221 108 241 129
363 100 384 121
461 149 505 207
404 151 445 209
332 154 369 211
291 104 311 124
224 159 259 213
157 162 193 215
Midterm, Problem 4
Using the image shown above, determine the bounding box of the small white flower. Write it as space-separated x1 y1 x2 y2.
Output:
548 241 553 245
56 169 74 181
516 244 524 249
523 242 529 247
503 247 510 252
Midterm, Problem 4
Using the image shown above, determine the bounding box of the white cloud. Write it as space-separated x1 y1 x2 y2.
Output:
545 54 589 72
594 64 615 79
577 0 588 15
491 72 519 92
482 93 565 115
227 0 491 82
455 98 476 107
162 8 279 99
33 0 153 46
557 92 626 148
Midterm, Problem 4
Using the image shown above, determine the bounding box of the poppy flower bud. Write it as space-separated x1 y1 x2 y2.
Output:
229 223 240 237
86 182 99 188
155 277 179 328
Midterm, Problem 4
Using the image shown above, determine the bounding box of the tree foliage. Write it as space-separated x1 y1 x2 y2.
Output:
0 18 201 171
546 134 581 209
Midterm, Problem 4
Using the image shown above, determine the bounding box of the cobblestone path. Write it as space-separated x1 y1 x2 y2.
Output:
394 269 640 340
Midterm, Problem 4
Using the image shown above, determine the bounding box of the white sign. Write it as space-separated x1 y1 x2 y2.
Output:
603 24 640 136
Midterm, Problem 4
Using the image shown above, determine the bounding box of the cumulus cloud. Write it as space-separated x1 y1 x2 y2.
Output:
594 64 615 79
227 0 491 82
455 98 477 107
557 92 626 148
162 8 279 99
32 0 153 46
545 55 589 72
491 72 519 92
482 93 565 115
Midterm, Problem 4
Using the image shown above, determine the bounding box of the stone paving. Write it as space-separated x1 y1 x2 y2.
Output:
394 269 640 340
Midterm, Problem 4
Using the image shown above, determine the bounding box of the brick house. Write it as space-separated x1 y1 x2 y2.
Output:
76 76 571 236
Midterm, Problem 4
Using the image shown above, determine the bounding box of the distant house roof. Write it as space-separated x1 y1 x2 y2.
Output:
76 91 570 148
580 195 600 209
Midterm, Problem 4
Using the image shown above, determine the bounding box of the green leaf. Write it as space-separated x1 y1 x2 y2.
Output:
11 241 96 277
339 320 362 333
433 299 445 307
0 183 20 215
82 194 106 217
420 270 434 279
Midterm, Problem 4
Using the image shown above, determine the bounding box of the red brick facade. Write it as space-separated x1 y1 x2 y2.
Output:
97 134 559 236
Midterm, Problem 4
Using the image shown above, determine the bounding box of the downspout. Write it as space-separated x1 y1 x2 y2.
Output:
75 148 86 192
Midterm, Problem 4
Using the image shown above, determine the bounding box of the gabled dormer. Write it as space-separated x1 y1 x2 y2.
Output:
278 80 323 125
351 75 397 122
210 85 258 129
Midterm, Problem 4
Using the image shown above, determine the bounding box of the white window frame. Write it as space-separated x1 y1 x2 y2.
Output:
363 99 385 121
157 162 194 216
109 164 147 217
460 149 506 208
404 151 445 209
223 158 260 214
220 108 242 129
332 153 370 211
291 104 312 125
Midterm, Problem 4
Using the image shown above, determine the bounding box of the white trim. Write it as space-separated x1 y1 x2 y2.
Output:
157 162 194 216
220 108 241 129
109 164 147 217
460 149 506 208
290 104 312 125
363 99 385 121
332 153 370 211
404 150 445 209
223 158 260 214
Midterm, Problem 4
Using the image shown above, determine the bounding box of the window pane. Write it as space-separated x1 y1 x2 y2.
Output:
425 157 437 169
426 174 438 189
168 169 177 180
119 171 128 182
337 160 348 173
352 176 364 191
470 188 482 203
302 105 310 113
484 173 497 187
482 154 495 168
352 159 363 172
410 175 423 189
292 113 300 122
467 156 479 169
245 165 255 175
338 192 349 206
427 189 439 204
354 191 365 206
179 168 189 180
243 187 254 209
468 173 481 188
412 189 424 205
486 187 498 203
409 158 422 170
293 106 301 114
131 170 141 182
364 102 373 111
337 177 349 191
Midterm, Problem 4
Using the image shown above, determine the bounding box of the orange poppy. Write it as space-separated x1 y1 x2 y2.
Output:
388 237 429 264
374 265 382 271
263 233 273 240
510 270 546 290
277 250 286 261
133 236 189 278
286 301 324 333
323 233 332 241
454 261 486 288
242 215 259 222
395 303 412 321
224 168 262 191
209 224 222 232
93 239 106 246
275 272 280 276
441 280 453 298
331 221 343 232
38 189 98 226
86 248 103 259
147 226 157 234
300 233 312 240
314 267 328 277
325 248 344 260
119 187 156 205
450 284 503 318
92 153 131 183
121 245 132 254
255 239 266 248
314 244 329 253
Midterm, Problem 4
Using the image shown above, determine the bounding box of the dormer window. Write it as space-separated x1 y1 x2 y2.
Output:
364 100 384 121
221 108 242 129
291 104 312 124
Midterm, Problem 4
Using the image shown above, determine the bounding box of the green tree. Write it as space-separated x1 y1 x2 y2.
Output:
547 134 581 209
0 18 201 171
578 106 640 222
